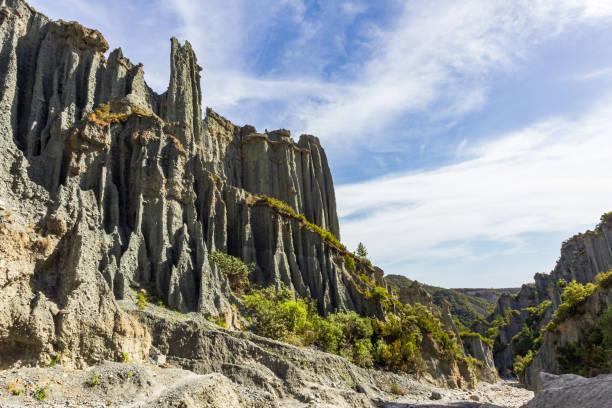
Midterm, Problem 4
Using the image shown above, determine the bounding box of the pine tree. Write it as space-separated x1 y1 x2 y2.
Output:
356 242 368 258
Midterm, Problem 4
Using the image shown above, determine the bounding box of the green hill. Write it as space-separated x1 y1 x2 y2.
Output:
386 274 499 329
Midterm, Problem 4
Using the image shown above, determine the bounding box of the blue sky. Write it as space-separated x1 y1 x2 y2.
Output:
30 0 612 288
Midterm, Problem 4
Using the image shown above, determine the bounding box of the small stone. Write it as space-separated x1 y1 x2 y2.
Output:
430 391 442 400
153 354 166 366
470 394 480 401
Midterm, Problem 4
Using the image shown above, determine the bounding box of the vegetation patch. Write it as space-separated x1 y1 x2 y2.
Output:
134 287 165 310
208 251 254 296
255 195 346 251
87 102 156 128
344 254 356 272
386 274 495 328
87 372 100 387
555 305 612 377
513 350 535 382
596 270 612 289
34 387 48 401
243 285 466 376
459 331 493 349
543 280 596 333
87 103 129 127
8 380 22 396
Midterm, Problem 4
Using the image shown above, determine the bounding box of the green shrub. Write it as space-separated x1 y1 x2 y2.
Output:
390 380 401 395
545 281 597 333
280 301 308 332
524 300 552 326
353 338 374 367
513 350 535 380
601 305 612 347
244 284 464 375
344 254 356 272
121 352 129 363
600 211 612 226
370 286 388 302
313 317 343 353
136 291 147 310
512 324 535 357
459 331 493 349
208 251 254 295
214 316 227 328
34 387 47 401
244 285 313 343
88 372 100 387
485 326 500 344
557 326 612 377
596 270 612 289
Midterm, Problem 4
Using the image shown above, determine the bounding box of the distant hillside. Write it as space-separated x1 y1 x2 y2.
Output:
386 275 498 329
453 288 521 304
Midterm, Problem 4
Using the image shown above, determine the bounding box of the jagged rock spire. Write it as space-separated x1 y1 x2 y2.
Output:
160 38 203 152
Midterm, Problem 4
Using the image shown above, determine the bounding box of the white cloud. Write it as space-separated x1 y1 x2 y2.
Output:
160 0 612 149
336 95 612 279
300 0 612 140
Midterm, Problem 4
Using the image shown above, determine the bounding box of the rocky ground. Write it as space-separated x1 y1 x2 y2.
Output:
0 361 533 408
377 380 532 408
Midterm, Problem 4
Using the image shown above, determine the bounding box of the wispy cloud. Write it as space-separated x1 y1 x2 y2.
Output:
161 0 612 146
336 95 612 284
300 0 612 140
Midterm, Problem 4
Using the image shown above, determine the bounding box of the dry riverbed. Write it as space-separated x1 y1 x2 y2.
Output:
377 379 533 408
0 363 533 408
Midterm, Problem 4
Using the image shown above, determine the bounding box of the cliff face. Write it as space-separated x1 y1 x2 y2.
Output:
202 110 340 239
524 285 612 389
0 1 485 395
483 216 612 376
0 0 383 369
0 0 362 318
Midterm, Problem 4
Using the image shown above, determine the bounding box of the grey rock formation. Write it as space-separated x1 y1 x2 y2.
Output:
522 372 612 408
202 109 340 239
0 0 366 323
461 334 498 383
524 284 612 389
398 280 433 308
483 216 612 376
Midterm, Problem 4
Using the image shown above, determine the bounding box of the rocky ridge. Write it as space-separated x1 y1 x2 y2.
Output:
478 214 612 378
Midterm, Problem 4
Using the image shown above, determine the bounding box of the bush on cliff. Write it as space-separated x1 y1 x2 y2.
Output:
256 195 346 250
208 251 254 296
459 331 493 349
513 350 535 381
555 306 612 378
543 280 596 333
243 285 313 341
596 270 612 289
243 285 464 375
